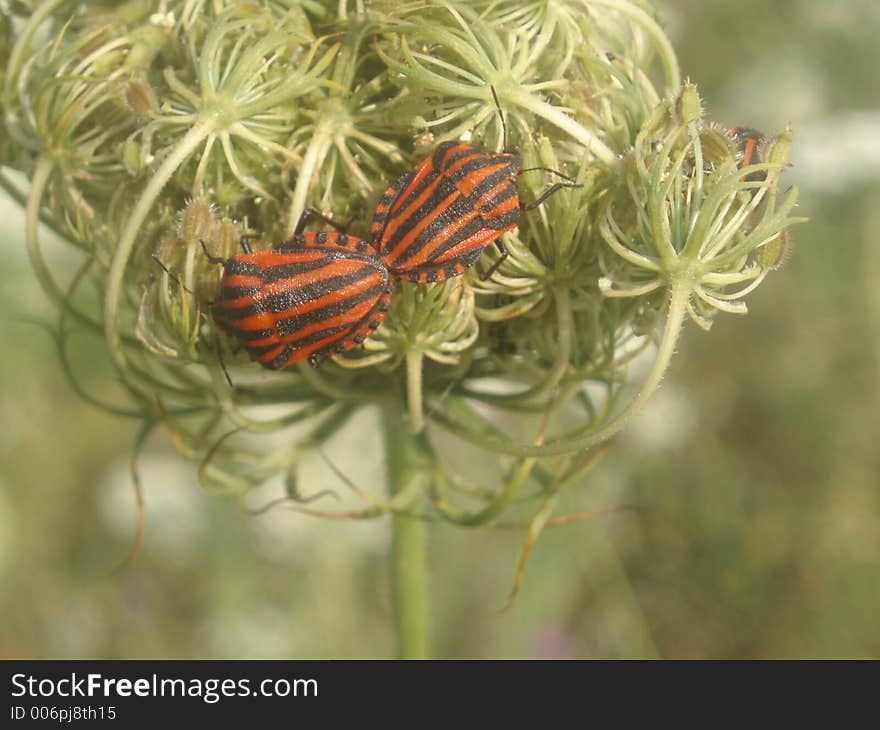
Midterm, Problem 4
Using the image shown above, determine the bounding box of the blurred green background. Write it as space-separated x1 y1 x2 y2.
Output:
1 0 878 658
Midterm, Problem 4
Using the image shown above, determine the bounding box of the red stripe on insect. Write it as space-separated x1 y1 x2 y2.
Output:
729 127 768 183
372 140 579 284
206 231 392 369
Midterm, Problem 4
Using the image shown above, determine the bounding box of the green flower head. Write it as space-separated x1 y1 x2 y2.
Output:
3 0 802 554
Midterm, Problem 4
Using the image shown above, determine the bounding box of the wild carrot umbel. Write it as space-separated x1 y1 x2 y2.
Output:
2 1 804 657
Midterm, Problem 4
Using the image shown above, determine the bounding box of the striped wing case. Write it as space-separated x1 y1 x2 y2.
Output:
211 232 391 369
371 142 521 283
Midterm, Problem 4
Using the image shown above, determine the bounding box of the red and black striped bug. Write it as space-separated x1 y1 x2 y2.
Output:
372 93 580 284
204 213 392 369
728 126 790 269
729 126 768 183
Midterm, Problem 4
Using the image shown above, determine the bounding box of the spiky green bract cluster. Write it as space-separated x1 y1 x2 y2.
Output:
598 86 799 330
2 1 801 534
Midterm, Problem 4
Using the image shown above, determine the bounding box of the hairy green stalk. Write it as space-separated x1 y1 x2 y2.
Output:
383 410 431 659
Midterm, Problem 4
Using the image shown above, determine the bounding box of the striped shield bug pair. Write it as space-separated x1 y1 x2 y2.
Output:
208 92 580 371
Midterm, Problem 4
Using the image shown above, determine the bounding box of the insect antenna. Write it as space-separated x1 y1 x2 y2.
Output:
519 166 578 183
490 85 507 152
151 254 196 296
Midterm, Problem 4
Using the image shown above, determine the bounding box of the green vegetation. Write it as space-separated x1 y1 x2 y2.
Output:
0 0 875 658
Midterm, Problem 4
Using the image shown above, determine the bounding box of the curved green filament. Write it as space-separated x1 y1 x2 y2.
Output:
430 280 692 457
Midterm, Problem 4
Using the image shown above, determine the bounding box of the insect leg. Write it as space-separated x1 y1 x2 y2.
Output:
200 240 229 265
480 238 509 281
294 207 351 236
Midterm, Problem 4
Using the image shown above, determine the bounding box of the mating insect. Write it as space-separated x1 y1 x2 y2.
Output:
729 126 768 183
728 126 790 270
205 222 391 369
372 93 580 284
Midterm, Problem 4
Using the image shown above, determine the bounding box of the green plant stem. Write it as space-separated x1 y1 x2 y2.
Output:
286 125 332 234
25 157 90 324
104 119 214 376
3 0 70 149
508 88 617 166
383 409 431 659
0 169 74 245
467 284 573 407
582 0 681 90
406 348 425 433
430 279 692 457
